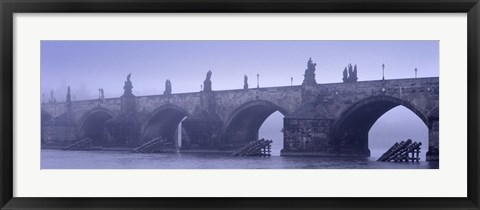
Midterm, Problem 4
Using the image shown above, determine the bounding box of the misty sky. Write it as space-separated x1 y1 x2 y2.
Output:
42 40 438 158
41 41 438 101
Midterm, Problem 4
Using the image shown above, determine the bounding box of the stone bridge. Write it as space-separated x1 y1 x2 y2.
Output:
41 61 439 161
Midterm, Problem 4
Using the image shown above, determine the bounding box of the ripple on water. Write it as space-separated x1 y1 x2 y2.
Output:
41 149 439 169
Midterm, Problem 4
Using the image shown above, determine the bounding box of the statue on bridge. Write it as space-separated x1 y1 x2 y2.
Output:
307 58 316 70
66 86 72 111
302 58 317 86
98 88 104 100
66 86 71 102
342 63 358 83
49 89 56 103
123 73 134 95
203 70 212 92
243 75 248 90
164 79 172 95
353 64 358 80
348 64 353 76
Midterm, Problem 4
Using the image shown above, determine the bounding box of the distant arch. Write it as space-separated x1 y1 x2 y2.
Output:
41 109 54 144
222 100 287 147
332 95 428 156
142 104 189 145
41 109 53 124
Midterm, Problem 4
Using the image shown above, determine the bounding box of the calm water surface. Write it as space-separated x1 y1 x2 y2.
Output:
41 149 438 169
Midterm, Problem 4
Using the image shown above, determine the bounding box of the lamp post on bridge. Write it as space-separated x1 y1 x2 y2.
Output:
382 63 385 81
415 67 418 78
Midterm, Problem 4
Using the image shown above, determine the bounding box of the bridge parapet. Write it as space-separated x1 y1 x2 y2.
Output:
42 98 121 119
136 92 201 115
312 77 439 119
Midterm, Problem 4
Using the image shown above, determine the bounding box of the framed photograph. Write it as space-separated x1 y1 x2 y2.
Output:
1 0 479 209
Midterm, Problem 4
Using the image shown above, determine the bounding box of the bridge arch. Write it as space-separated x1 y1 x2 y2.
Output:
41 110 54 144
222 100 287 147
78 107 115 146
332 95 429 156
142 104 189 146
429 106 439 120
41 109 53 123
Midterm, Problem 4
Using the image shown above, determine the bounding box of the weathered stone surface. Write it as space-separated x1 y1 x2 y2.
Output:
282 78 438 157
182 110 223 150
42 112 78 146
105 113 141 147
282 119 335 155
426 107 439 161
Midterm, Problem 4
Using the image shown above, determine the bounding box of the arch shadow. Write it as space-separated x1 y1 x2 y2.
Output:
142 104 189 146
222 100 287 147
78 107 115 146
332 95 428 156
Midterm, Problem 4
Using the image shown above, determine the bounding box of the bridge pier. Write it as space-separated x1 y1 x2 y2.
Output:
281 101 353 157
281 117 370 157
103 74 142 147
104 114 142 147
42 114 78 147
181 111 223 151
426 118 439 161
281 118 334 156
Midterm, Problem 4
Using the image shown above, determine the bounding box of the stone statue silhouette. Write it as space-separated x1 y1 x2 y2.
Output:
307 58 316 71
352 64 358 81
342 67 348 82
206 71 212 80
243 75 248 90
66 86 72 111
302 57 317 85
49 89 56 103
66 86 71 102
123 73 133 95
99 88 104 100
164 79 172 95
203 70 212 91
343 64 358 83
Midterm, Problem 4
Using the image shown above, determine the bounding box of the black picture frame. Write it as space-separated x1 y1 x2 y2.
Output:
1 0 479 209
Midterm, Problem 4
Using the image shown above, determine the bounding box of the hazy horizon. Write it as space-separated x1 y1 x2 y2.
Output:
41 40 438 102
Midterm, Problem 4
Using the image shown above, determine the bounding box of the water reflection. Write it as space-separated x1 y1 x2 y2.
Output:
41 149 439 169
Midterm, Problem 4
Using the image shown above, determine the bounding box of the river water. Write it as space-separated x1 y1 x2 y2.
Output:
41 149 438 169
